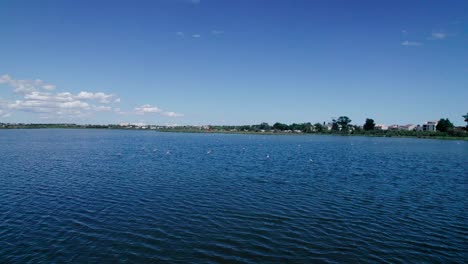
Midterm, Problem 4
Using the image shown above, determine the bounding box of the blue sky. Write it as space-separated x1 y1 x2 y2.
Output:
0 0 467 125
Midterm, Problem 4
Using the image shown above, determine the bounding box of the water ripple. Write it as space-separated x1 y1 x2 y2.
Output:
0 129 467 263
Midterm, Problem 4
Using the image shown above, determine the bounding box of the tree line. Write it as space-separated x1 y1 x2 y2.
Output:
208 113 468 138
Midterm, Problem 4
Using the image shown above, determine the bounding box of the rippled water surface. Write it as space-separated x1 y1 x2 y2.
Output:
0 129 467 263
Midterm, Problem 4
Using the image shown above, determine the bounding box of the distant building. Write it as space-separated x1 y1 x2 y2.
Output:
375 124 388 130
388 124 399 130
133 122 146 128
399 124 416 131
423 121 438 132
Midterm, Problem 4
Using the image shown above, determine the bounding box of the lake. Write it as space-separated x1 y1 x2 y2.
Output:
0 129 466 263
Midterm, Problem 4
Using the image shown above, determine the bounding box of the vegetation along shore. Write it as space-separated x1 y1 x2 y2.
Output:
2 114 467 141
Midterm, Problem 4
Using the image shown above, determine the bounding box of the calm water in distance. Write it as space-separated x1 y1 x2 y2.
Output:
0 129 467 263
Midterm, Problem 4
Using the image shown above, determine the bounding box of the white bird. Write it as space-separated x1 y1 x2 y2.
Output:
207 150 212 154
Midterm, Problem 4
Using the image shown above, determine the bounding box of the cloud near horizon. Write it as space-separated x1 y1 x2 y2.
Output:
0 74 183 121
0 109 11 118
134 104 184 117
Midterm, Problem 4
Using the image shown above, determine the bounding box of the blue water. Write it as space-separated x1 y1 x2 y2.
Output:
0 129 466 263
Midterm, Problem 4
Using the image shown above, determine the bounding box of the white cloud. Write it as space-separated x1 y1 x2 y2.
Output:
0 74 56 93
0 74 120 119
177 32 202 38
76 91 116 103
8 99 91 112
430 32 446 40
211 30 224 35
59 101 90 109
42 84 56 90
401 41 422 46
134 104 184 117
135 104 162 114
21 91 116 104
94 105 113 112
0 73 183 121
0 74 12 84
0 109 11 118
0 75 116 103
24 91 56 101
162 111 184 117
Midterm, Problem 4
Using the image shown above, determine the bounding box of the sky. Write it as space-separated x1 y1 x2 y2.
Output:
0 0 467 126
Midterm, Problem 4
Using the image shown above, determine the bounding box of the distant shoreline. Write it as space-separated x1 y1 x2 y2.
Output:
157 129 468 141
1 127 467 141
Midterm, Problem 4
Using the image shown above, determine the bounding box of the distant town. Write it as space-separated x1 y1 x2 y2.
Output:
2 114 467 140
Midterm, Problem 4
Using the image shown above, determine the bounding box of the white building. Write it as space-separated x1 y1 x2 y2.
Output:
422 121 438 132
399 124 416 131
375 124 388 130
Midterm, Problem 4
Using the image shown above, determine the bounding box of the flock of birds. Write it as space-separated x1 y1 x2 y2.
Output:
115 144 315 164
113 140 463 165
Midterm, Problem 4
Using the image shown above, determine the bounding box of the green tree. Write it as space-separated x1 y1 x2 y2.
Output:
436 118 454 132
336 116 352 132
238 125 251 131
464 113 468 129
273 122 289 131
363 118 375 131
297 122 313 133
313 122 324 132
289 123 303 131
352 125 362 132
258 122 271 130
331 119 340 131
